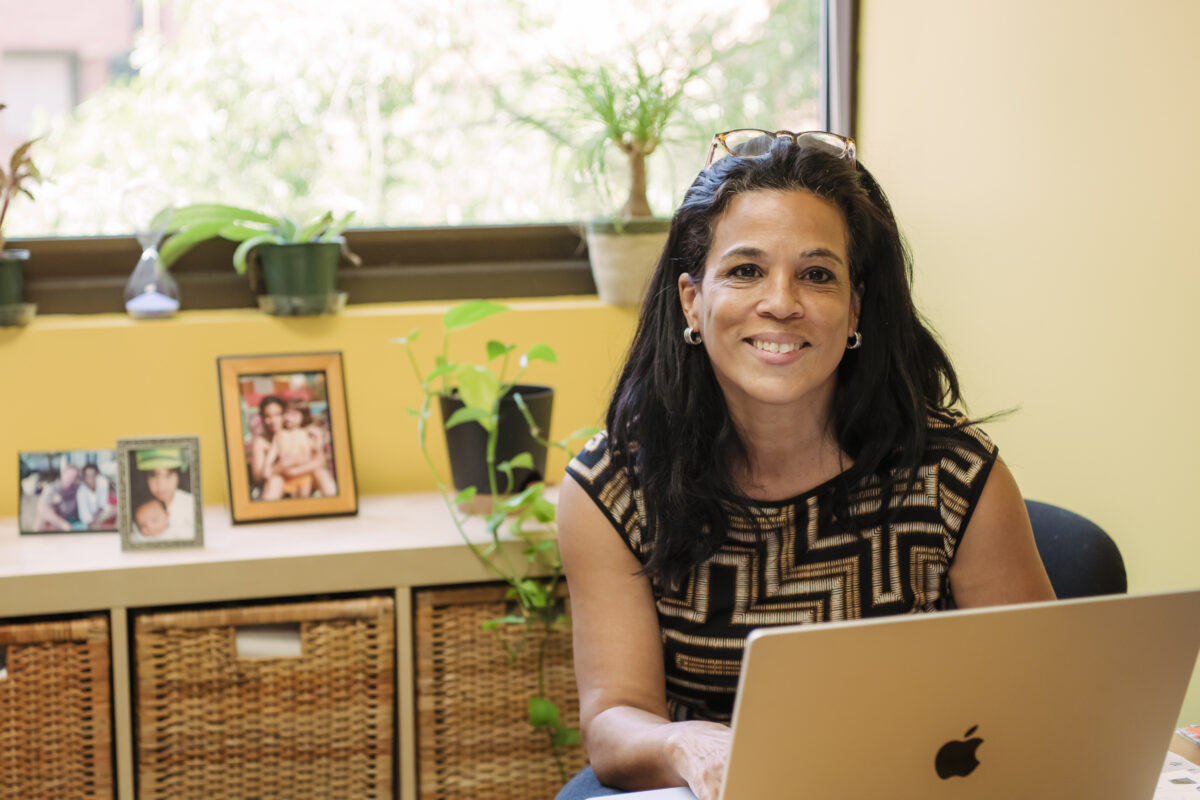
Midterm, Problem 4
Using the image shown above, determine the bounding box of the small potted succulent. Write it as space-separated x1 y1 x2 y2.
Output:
0 103 41 324
158 203 361 315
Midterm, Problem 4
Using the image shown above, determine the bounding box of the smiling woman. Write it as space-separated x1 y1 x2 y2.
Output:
553 135 1055 798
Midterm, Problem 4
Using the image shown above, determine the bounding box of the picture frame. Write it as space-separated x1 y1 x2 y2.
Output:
117 436 204 550
216 352 357 524
18 449 120 534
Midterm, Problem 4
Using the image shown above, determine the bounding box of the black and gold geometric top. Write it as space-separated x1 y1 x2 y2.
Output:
565 417 998 723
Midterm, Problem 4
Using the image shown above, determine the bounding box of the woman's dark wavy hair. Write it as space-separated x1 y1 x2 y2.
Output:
606 138 969 590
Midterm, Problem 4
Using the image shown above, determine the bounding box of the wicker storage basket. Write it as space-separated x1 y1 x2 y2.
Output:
0 615 113 799
134 596 394 799
415 583 588 800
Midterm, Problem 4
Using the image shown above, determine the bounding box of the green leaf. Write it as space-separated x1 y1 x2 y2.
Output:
519 579 551 608
276 215 298 240
443 406 493 430
320 210 357 241
390 328 420 346
159 221 228 268
295 210 334 242
443 300 508 332
567 425 602 440
504 452 535 471
497 483 541 513
486 340 514 361
218 222 274 242
232 233 284 275
481 615 526 631
553 726 581 747
530 496 556 523
162 203 277 232
455 364 502 412
529 696 560 728
522 539 559 559
523 343 558 364
453 486 477 505
423 362 457 386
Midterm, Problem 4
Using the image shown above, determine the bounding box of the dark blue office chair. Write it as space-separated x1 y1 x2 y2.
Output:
1025 500 1126 598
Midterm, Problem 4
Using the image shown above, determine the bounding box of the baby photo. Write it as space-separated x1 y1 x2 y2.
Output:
117 437 204 550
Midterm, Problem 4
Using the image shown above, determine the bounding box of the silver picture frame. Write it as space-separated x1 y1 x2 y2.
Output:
117 436 204 551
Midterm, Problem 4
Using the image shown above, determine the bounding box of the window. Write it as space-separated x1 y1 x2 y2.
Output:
1 0 850 312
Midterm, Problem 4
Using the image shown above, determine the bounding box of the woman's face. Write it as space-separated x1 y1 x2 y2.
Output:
262 401 285 433
678 189 860 424
147 467 179 504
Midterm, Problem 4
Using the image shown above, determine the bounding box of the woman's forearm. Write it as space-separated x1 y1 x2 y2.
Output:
585 707 730 798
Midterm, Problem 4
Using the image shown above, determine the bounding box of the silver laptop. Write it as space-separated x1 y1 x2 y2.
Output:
595 589 1200 800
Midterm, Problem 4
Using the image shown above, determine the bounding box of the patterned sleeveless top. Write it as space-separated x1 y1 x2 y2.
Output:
565 415 998 723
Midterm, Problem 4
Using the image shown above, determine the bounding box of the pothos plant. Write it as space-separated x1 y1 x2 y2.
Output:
395 299 598 780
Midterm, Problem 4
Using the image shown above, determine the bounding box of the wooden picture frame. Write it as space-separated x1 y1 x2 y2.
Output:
117 436 204 550
216 352 357 524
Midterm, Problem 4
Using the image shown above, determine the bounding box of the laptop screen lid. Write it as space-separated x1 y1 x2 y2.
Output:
719 589 1200 800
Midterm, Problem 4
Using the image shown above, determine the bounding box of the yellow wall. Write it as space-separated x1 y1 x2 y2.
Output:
858 0 1200 724
0 299 638 516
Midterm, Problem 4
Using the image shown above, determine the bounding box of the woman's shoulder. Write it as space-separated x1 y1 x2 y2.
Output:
565 430 639 503
924 409 997 460
564 430 647 555
566 430 621 482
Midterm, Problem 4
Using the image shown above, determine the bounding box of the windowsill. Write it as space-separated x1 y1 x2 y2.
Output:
11 223 598 314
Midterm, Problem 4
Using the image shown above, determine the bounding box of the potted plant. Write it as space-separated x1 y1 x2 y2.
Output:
514 46 715 306
396 300 598 782
0 103 41 325
157 203 361 315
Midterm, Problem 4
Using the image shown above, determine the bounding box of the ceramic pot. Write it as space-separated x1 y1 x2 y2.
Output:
584 218 670 307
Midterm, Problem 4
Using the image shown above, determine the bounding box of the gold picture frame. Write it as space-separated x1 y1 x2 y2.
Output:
217 352 357 524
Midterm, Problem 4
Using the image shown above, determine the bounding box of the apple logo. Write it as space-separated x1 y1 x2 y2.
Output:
935 725 984 779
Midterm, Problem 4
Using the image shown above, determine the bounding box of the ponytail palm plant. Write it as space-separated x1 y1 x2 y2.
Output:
510 42 717 223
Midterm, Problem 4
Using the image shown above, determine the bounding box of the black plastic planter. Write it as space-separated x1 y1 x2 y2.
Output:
0 249 29 306
258 242 340 296
439 384 554 495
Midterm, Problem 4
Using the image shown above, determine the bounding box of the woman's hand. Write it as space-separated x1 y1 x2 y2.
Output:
663 721 732 800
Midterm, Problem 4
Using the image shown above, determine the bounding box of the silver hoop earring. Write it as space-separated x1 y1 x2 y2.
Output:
846 331 863 350
683 326 703 346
